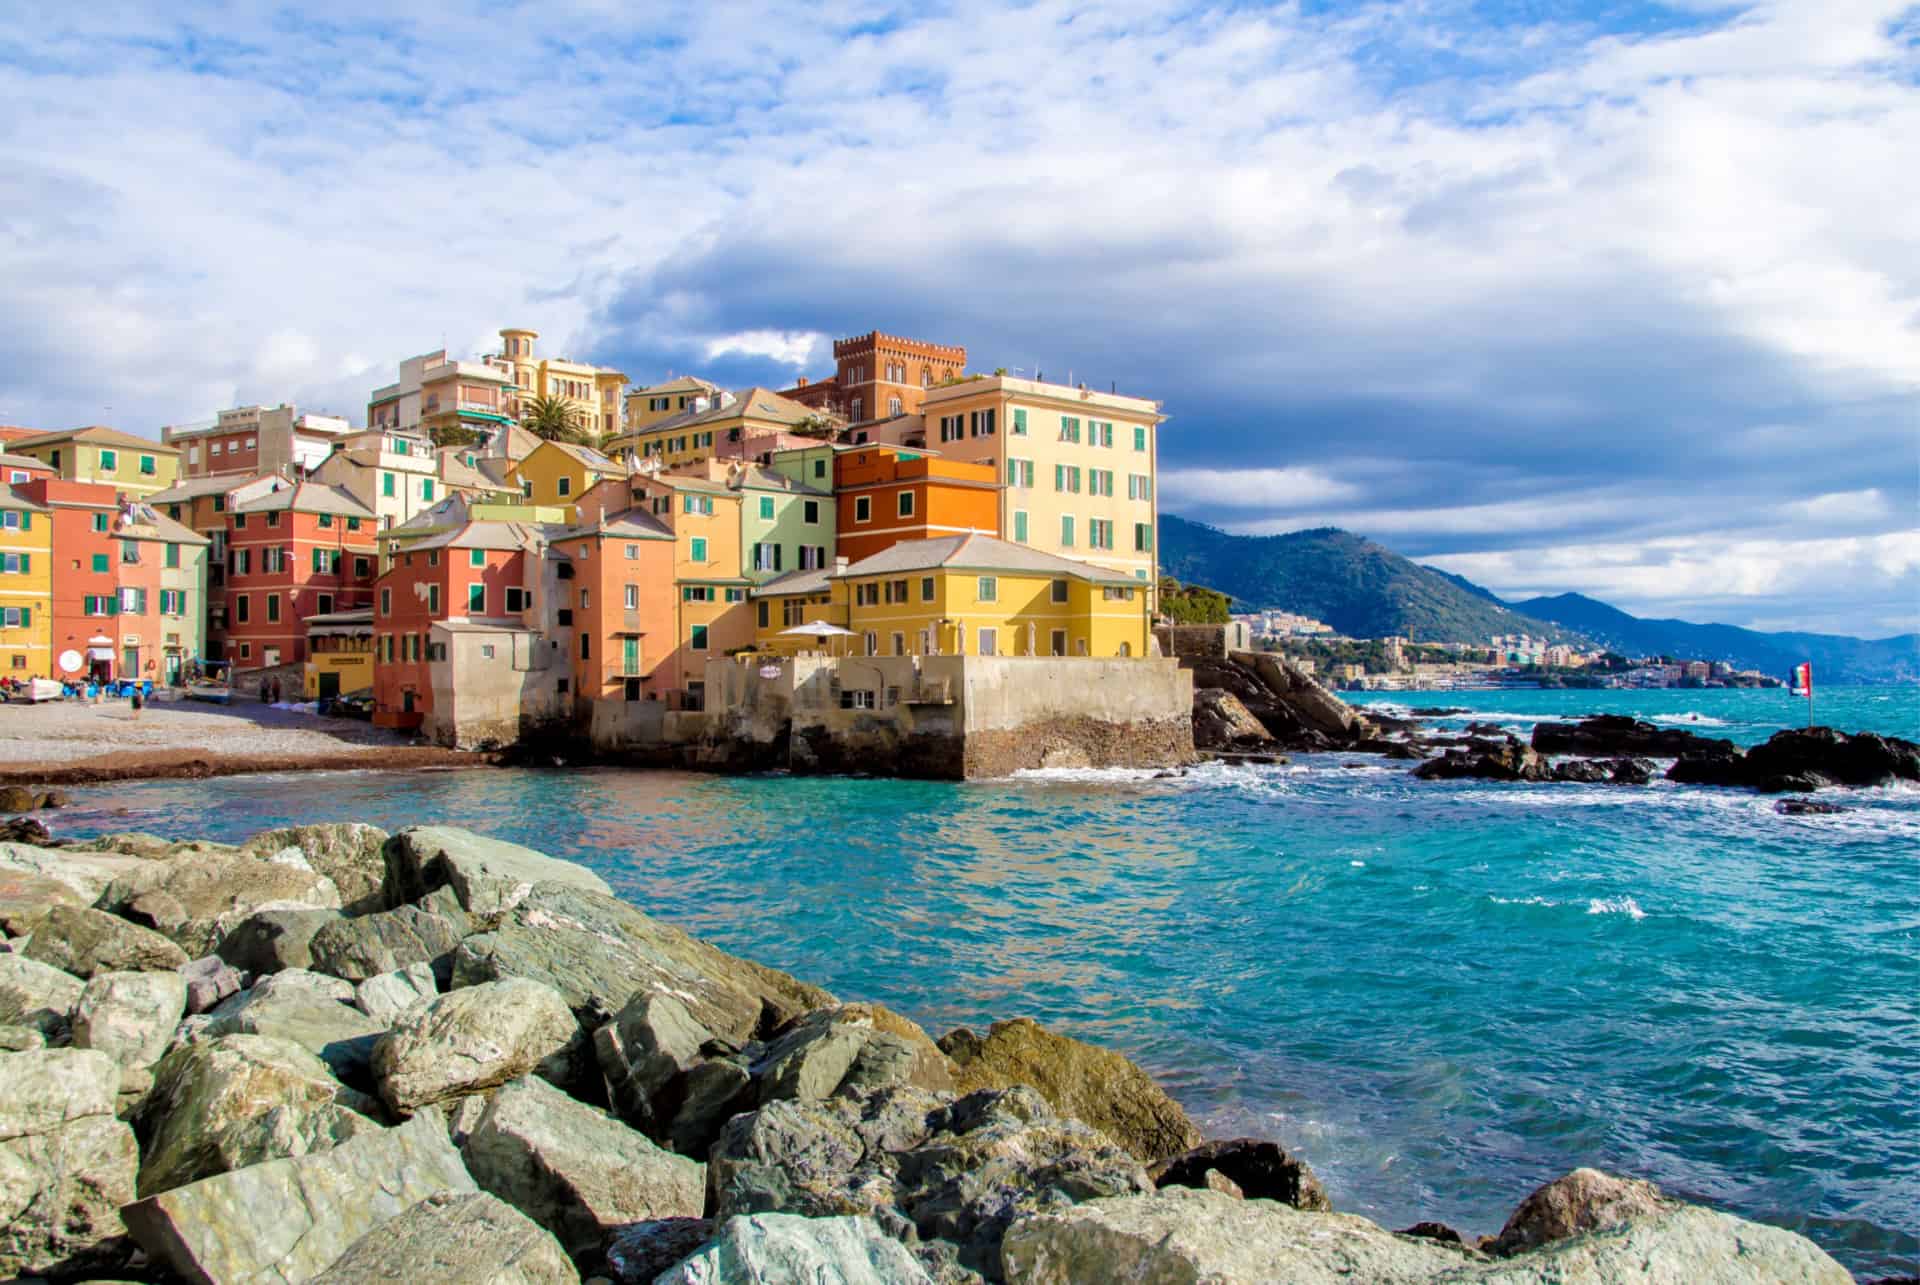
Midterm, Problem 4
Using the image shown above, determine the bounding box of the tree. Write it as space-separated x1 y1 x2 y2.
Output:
792 413 840 441
520 394 592 444
1159 577 1232 624
428 423 486 449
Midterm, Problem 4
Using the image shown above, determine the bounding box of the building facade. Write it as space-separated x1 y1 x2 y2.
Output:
782 331 967 425
832 445 1000 564
368 349 518 447
221 483 379 668
9 428 182 499
0 488 51 678
495 328 627 440
163 405 353 478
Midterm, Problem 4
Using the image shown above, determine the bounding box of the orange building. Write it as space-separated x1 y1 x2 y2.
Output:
782 330 967 425
833 445 1001 563
222 482 379 668
552 508 678 706
18 480 119 681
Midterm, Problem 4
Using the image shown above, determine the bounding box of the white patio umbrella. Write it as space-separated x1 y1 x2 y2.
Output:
779 620 855 656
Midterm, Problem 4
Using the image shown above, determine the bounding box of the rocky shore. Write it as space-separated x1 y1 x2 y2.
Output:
0 822 1868 1281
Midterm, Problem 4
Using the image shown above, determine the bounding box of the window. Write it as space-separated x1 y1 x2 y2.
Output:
317 592 333 614
1090 519 1114 550
427 584 440 614
1134 522 1154 552
1134 425 1149 451
813 459 826 479
265 593 280 622
978 628 998 656
921 576 935 602
140 454 157 475
681 586 715 602
579 588 590 609
1059 417 1080 443
92 512 109 533
354 556 371 578
319 513 333 528
840 689 875 710
468 583 485 613
891 632 905 656
232 548 250 575
752 543 782 572
690 624 709 651
481 644 496 660
977 576 997 603
855 583 879 606
234 593 250 623
99 449 117 471
380 588 391 616
468 548 485 568
1061 515 1075 547
267 511 280 527
897 491 915 519
1051 578 1070 604
969 408 996 437
681 494 713 515
783 599 805 627
725 587 745 602
624 543 638 560
1104 586 1136 601
884 578 909 604
83 594 114 617
938 414 963 443
759 496 775 520
854 496 871 524
555 476 571 498
1007 458 1034 488
690 537 707 563
239 643 251 660
1013 510 1028 543
888 397 902 416
91 553 108 573
161 590 185 616
1091 421 1114 447
581 635 592 660
1054 464 1081 494
214 495 225 513
1050 629 1067 656
121 541 138 563
521 479 533 498
1 608 28 628
1012 408 1028 436
428 551 439 566
624 584 639 610
165 543 180 568
506 587 529 612
0 553 26 574
1090 469 1114 497
803 499 819 524
756 600 769 628
383 472 396 497
1128 474 1153 501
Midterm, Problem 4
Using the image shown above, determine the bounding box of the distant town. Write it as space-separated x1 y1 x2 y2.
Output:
1232 612 1784 691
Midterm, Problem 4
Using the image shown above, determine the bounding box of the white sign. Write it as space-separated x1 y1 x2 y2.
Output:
57 649 83 674
758 665 783 679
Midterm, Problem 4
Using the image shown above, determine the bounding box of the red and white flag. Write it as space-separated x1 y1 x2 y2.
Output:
1791 662 1813 696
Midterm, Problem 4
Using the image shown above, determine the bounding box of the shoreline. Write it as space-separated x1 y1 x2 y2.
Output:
0 744 495 787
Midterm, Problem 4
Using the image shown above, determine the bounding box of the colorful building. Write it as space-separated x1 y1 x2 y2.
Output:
304 608 374 700
9 427 182 498
0 487 51 678
781 331 968 425
161 404 354 479
20 480 120 682
221 482 378 668
494 328 628 440
915 375 1163 588
832 445 1000 564
308 429 440 531
552 508 677 706
367 348 518 447
505 440 625 513
113 501 210 686
0 454 55 486
621 375 720 435
603 387 830 469
625 473 751 706
834 533 1150 659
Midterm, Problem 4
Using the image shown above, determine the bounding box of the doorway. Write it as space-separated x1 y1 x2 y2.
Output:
318 671 341 700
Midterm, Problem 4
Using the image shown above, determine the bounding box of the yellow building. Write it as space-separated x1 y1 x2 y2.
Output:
9 427 182 498
303 608 374 700
622 375 720 435
0 488 52 677
505 440 626 516
495 328 628 442
915 376 1163 589
603 387 831 469
754 533 1149 659
630 473 751 705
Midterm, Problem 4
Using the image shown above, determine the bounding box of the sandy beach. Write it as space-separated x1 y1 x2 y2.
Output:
0 694 487 783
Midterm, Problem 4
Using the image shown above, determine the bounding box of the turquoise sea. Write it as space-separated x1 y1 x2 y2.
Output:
47 686 1920 1276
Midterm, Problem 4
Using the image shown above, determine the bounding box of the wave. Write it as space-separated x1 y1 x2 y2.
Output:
1488 894 1558 907
1587 896 1647 920
1646 712 1732 728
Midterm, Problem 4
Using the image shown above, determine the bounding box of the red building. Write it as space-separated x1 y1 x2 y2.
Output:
782 331 967 425
372 520 543 728
221 482 378 668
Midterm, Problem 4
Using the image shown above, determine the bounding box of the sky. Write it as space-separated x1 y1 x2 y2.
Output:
1 1 1915 637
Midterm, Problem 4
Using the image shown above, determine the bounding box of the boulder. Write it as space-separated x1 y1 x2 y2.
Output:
0 866 85 937
0 815 52 845
134 1032 372 1196
96 848 343 957
1001 1188 1471 1283
201 982 388 1087
1412 740 1551 783
1607 757 1657 786
214 965 357 1010
462 1074 705 1258
1777 798 1848 816
181 954 246 1014
0 1023 43 1050
760 1004 956 1104
1193 689 1275 750
595 989 719 1132
1531 715 1735 758
1549 759 1609 784
1471 1204 1852 1283
604 1218 716 1283
312 1190 579 1284
0 953 85 1042
710 1085 1151 1278
71 969 187 1069
1743 727 1920 790
122 1111 478 1285
1151 1138 1331 1211
242 822 392 915
0 842 154 905
355 961 439 1023
0 1047 139 1278
374 977 585 1113
0 784 37 812
452 882 832 1045
308 891 468 984
939 1017 1201 1165
215 906 343 974
21 904 189 977
1667 747 1749 788
657 1213 934 1285
1487 1166 1676 1256
384 825 613 916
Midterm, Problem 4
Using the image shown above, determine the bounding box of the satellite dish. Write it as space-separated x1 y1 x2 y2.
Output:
58 649 83 674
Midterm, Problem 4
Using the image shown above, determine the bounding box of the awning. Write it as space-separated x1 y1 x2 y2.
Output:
87 634 114 646
87 647 115 661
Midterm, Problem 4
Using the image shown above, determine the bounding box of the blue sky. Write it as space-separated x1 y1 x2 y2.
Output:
1 1 1914 636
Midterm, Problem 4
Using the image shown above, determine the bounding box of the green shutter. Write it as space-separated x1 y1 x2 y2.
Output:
1013 512 1027 543
17 512 27 531
17 608 26 626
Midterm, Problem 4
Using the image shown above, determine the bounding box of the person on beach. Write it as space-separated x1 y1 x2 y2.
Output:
130 686 143 720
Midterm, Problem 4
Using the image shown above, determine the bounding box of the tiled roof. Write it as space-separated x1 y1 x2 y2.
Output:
637 387 828 434
11 425 181 453
0 489 46 512
751 567 835 598
835 533 1138 585
147 472 284 504
552 508 674 541
736 466 829 497
634 374 719 395
0 453 50 472
400 519 545 554
539 440 624 474
232 481 375 519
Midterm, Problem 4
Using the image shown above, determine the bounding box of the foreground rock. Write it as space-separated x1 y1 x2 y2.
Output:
658 1213 934 1284
0 866 85 937
1487 1166 1675 1255
201 977 388 1086
215 906 343 974
1412 738 1550 783
0 953 86 1042
306 890 468 984
312 1191 578 1285
1152 1137 1331 1211
463 1074 705 1258
604 1218 716 1283
374 977 583 1112
0 1047 138 1277
0 840 151 903
354 960 438 1023
123 1112 477 1284
384 824 613 915
1473 1204 1854 1282
97 847 343 956
72 969 188 1069
21 904 189 976
241 822 393 916
1193 688 1276 752
453 882 833 1045
940 1017 1201 1164
1670 726 1920 793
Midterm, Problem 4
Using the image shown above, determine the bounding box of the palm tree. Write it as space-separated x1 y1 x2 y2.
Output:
520 394 591 444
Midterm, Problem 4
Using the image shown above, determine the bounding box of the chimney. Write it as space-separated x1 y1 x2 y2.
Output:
796 376 808 387
834 556 849 573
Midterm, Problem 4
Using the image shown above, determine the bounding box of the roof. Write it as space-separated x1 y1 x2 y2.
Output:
232 481 375 519
400 519 546 554
639 473 734 496
0 453 51 472
751 568 835 599
495 424 543 461
637 387 828 435
118 506 212 546
11 426 180 454
385 494 471 536
834 533 1139 586
432 619 541 635
436 451 497 492
304 608 374 626
552 508 674 541
533 439 623 475
735 466 829 497
633 374 719 396
148 472 284 504
0 489 46 512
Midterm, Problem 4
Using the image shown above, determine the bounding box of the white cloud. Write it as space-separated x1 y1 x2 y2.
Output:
1159 468 1361 509
704 329 824 369
1781 488 1893 523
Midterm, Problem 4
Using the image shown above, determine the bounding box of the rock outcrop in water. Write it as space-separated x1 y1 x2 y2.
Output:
0 820 1858 1281
1668 726 1920 793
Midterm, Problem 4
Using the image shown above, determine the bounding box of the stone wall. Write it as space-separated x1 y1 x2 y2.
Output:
230 660 304 701
1153 623 1250 660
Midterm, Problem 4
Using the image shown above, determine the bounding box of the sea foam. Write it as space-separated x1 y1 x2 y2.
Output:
1586 896 1647 920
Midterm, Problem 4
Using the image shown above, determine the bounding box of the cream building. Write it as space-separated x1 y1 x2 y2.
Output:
914 376 1163 588
495 328 628 441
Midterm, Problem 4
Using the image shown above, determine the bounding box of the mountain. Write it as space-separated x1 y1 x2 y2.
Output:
1510 592 1920 685
1158 515 1576 642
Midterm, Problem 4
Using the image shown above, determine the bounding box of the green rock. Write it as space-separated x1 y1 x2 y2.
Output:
658 1213 934 1284
21 905 189 978
0 1047 138 1278
215 907 344 974
312 1191 579 1284
201 985 387 1088
308 896 467 984
72 970 187 1069
373 978 583 1113
242 823 393 916
383 825 612 916
97 849 342 957
0 954 85 1042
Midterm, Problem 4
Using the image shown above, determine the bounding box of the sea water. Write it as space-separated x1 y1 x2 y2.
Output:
49 686 1920 1275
